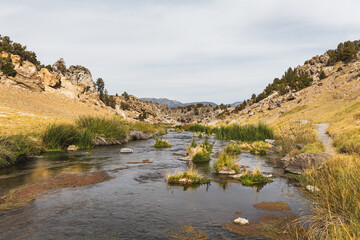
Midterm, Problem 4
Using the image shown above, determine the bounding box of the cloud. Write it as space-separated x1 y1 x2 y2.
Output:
1 0 360 103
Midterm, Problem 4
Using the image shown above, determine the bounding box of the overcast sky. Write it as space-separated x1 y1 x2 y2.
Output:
1 0 360 104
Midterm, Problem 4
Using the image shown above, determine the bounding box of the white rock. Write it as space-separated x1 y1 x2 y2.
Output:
306 185 320 192
265 139 276 145
67 145 77 151
234 217 249 225
120 148 133 153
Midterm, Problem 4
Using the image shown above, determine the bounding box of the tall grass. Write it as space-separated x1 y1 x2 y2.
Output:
186 123 274 142
333 128 360 155
0 135 42 167
275 122 322 155
42 124 81 150
305 155 360 239
212 153 240 174
76 116 128 140
214 123 274 142
186 123 213 134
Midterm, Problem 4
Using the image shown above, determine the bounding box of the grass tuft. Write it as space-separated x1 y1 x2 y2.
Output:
152 138 172 148
166 167 210 185
212 153 240 174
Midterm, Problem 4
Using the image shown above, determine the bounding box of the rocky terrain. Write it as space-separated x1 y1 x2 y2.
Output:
0 52 180 133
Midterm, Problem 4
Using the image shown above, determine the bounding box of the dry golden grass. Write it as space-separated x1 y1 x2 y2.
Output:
0 85 112 136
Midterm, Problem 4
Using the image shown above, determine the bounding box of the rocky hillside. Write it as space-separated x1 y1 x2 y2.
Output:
0 51 178 135
223 51 360 140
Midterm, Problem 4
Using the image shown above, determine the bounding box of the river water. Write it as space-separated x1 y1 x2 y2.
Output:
0 132 309 239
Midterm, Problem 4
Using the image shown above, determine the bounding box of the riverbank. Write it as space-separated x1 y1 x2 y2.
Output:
0 116 165 169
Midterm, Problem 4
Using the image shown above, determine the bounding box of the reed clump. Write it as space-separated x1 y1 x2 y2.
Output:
152 138 172 148
212 153 240 174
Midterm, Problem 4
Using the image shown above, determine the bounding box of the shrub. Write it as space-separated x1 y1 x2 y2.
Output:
152 138 171 148
212 153 240 174
0 35 39 65
0 58 17 77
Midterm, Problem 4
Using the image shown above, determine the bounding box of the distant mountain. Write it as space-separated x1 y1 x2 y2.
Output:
140 98 217 108
230 101 244 107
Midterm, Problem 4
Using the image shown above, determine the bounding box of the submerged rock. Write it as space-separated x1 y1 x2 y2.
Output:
285 153 331 174
234 217 249 225
120 148 133 153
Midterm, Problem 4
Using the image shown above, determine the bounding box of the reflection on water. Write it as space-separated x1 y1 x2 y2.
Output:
0 132 310 239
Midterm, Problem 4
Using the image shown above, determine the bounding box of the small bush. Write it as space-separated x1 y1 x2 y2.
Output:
212 153 240 174
153 138 171 148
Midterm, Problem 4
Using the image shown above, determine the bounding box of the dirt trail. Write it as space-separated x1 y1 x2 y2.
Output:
316 124 336 155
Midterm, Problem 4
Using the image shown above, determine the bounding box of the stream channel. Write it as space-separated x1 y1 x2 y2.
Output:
0 131 310 239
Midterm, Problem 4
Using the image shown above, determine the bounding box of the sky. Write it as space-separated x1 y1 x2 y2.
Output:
1 0 360 104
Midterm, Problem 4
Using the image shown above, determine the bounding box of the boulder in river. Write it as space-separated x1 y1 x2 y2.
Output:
120 148 134 153
234 217 249 225
285 153 331 174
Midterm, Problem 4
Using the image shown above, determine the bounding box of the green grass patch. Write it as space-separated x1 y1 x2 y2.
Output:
167 170 210 185
42 123 81 150
212 153 240 174
223 143 242 155
235 173 273 186
192 151 211 163
214 123 274 142
249 148 267 155
76 116 128 141
0 135 43 168
152 138 172 148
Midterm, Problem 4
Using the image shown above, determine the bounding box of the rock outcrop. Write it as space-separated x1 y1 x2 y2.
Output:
284 153 331 174
39 68 61 87
65 65 95 91
296 55 330 81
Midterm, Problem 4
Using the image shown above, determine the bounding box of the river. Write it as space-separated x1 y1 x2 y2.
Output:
0 131 309 239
